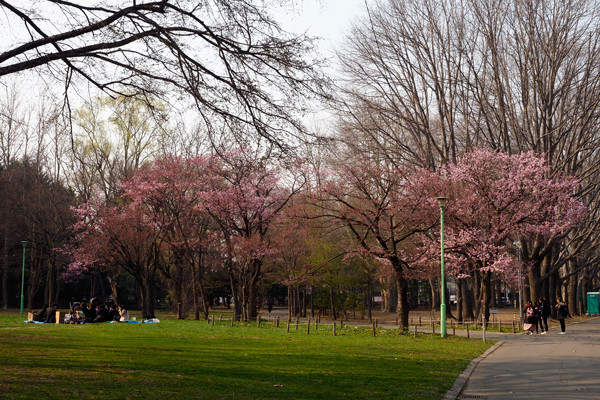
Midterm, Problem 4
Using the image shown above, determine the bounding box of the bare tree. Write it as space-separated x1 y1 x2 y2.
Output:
337 0 600 315
0 0 328 148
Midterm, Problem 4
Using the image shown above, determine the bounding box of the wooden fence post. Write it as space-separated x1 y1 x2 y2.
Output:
287 321 290 333
307 319 310 335
466 324 470 339
372 320 376 337
414 325 417 337
333 321 336 336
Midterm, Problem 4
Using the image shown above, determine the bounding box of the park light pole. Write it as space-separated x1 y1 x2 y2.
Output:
20 240 28 315
437 197 448 338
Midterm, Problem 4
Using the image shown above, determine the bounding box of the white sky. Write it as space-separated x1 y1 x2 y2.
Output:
271 0 370 128
276 0 369 56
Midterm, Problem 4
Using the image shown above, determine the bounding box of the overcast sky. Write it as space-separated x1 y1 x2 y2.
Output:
276 0 369 56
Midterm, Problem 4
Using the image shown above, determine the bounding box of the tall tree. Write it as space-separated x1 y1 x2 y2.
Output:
0 0 327 147
337 0 600 313
312 158 440 330
203 150 304 320
122 155 216 319
70 196 162 318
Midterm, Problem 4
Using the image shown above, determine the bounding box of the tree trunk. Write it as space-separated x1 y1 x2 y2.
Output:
367 276 372 322
472 269 481 319
191 260 200 320
479 271 492 322
461 277 474 321
302 285 307 318
198 279 209 320
329 286 337 320
247 259 262 319
2 236 8 309
429 278 438 311
107 274 120 306
139 272 155 319
229 272 241 320
46 259 54 307
287 285 293 319
456 278 463 323
310 285 315 318
567 267 577 316
528 260 542 304
381 277 391 312
396 272 409 330
444 280 454 320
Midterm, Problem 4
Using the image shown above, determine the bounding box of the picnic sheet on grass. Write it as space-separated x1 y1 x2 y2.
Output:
25 318 160 324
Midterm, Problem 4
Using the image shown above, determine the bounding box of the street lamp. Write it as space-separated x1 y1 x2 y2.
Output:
20 241 28 315
437 197 448 338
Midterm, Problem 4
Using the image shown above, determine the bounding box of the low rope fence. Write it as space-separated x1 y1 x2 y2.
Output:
200 313 549 342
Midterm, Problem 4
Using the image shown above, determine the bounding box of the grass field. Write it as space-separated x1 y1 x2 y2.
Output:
0 310 492 400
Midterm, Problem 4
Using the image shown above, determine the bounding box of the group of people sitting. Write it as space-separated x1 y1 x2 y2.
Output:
33 298 130 324
67 299 130 323
32 303 59 323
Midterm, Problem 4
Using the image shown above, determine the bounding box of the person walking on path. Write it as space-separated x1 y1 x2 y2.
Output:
539 297 550 334
556 297 567 334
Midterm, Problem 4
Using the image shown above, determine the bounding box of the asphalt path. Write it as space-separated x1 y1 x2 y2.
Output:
451 317 600 400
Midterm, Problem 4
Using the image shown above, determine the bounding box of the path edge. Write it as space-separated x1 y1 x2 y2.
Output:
442 340 505 400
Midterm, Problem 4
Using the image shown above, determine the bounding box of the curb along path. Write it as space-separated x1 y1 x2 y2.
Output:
449 317 600 400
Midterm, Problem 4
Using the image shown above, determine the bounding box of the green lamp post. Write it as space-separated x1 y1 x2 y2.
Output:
437 197 448 338
20 240 28 315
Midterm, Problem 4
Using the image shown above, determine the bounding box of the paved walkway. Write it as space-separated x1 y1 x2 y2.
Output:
451 317 600 399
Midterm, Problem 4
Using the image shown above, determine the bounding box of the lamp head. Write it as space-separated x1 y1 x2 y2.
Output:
436 197 448 207
21 240 28 247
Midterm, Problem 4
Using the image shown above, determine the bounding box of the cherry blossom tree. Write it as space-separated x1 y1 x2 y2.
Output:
121 155 216 320
69 194 162 318
203 151 305 321
418 149 587 321
312 159 441 330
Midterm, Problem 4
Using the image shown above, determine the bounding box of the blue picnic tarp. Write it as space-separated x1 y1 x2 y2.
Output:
25 318 159 324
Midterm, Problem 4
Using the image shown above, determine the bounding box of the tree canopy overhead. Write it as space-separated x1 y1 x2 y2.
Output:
0 0 328 147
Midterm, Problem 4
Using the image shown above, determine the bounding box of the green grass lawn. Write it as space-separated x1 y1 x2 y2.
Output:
0 310 492 400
